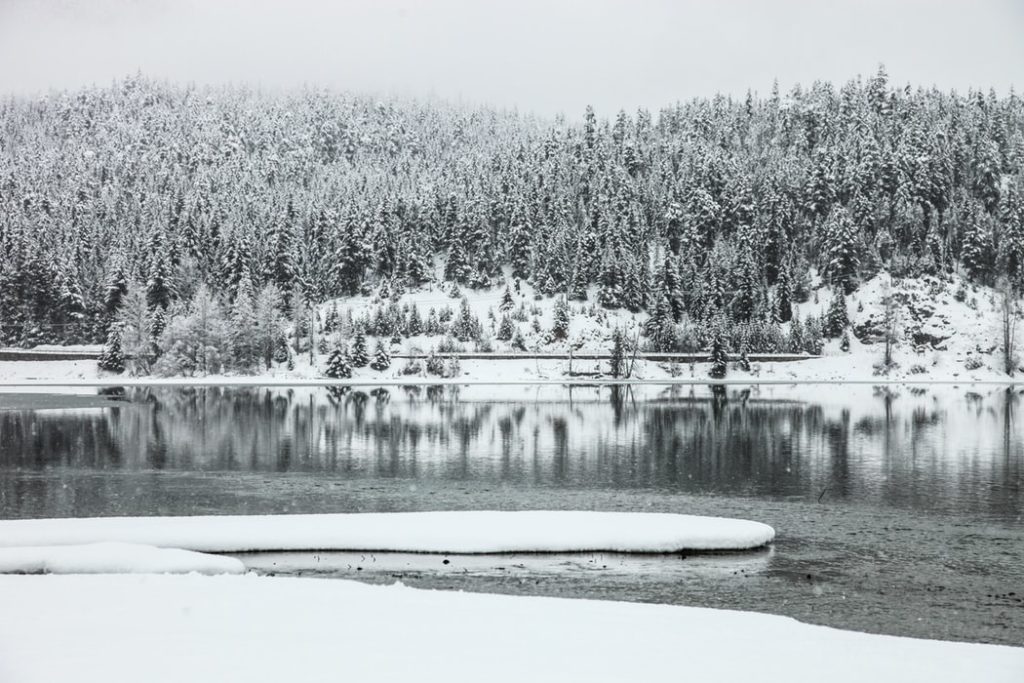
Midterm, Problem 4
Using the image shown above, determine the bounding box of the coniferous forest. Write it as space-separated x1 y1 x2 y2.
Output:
1 67 1023 371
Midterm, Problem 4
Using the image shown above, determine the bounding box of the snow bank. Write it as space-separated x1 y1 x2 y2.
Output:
0 511 775 553
0 574 1019 683
0 542 244 575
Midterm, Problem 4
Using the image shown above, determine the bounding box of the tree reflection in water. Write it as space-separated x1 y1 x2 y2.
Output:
0 385 1021 520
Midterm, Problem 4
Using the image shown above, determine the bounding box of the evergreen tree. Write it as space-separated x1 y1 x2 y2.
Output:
499 285 515 312
609 327 626 378
962 204 994 283
775 259 793 323
115 282 153 376
788 313 806 354
407 304 423 336
497 314 514 341
708 319 728 379
104 261 129 317
146 251 172 312
325 343 352 379
370 340 391 371
823 207 860 294
452 297 480 341
254 284 285 370
351 329 369 367
823 288 849 338
551 296 570 340
98 324 125 374
804 314 824 354
512 327 527 351
230 271 259 371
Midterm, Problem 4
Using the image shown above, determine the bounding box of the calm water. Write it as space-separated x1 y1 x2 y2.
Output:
0 384 1022 645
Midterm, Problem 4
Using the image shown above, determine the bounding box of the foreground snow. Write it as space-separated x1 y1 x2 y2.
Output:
0 511 775 553
0 574 1019 683
0 542 244 575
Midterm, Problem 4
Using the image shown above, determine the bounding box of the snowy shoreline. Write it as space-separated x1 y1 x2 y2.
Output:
1 574 1020 683
2 359 1024 387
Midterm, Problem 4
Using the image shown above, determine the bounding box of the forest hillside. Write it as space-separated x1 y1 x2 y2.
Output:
1 68 1022 376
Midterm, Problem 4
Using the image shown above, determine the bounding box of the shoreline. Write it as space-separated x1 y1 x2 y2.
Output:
0 377 1022 387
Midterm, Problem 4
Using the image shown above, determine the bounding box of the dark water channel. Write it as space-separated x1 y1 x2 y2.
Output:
0 384 1021 646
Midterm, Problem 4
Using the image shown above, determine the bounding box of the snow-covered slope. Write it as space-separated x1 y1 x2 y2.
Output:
2 272 1022 384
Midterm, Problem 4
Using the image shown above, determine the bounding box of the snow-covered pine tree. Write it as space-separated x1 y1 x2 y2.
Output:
351 329 369 367
497 314 514 341
230 271 259 371
98 324 125 374
775 258 793 323
104 260 129 317
146 249 173 312
507 201 532 281
407 304 423 336
254 284 285 370
804 314 824 355
500 285 515 312
551 296 570 340
115 282 153 376
266 208 296 294
823 287 849 338
325 343 352 379
512 327 527 351
608 326 626 378
324 301 340 334
788 312 805 354
370 340 391 371
823 207 860 295
452 297 480 342
708 318 728 379
961 202 994 283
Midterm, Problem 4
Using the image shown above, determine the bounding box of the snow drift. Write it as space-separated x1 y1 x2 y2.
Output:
0 542 245 575
0 511 776 553
0 574 1019 683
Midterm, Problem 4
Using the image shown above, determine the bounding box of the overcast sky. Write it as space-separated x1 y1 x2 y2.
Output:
1 0 1022 117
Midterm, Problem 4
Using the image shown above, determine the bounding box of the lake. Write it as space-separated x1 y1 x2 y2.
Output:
0 383 1021 646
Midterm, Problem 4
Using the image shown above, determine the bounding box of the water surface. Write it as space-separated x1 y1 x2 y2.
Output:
0 384 1021 645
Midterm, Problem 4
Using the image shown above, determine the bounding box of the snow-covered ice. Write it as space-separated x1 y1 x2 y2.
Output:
0 574 1019 683
0 511 776 553
0 542 244 575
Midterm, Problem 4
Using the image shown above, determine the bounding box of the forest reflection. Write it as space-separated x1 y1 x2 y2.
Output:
0 385 1020 519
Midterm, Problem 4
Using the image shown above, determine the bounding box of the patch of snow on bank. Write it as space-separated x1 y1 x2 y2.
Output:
0 511 775 553
0 542 244 575
0 574 1020 683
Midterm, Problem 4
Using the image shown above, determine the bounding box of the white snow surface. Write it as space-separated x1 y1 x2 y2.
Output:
0 574 1020 683
0 542 244 575
0 511 776 553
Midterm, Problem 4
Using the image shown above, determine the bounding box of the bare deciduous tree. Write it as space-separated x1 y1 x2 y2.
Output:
998 276 1019 376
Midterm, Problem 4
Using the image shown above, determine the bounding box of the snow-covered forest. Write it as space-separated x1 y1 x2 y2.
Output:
1 67 1023 374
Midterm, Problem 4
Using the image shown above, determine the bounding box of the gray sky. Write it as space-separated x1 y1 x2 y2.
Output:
1 0 1022 116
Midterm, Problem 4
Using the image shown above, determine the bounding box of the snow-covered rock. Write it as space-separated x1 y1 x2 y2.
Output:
0 511 776 553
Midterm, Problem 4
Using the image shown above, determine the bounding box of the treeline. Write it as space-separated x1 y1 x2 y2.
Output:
1 67 1022 351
